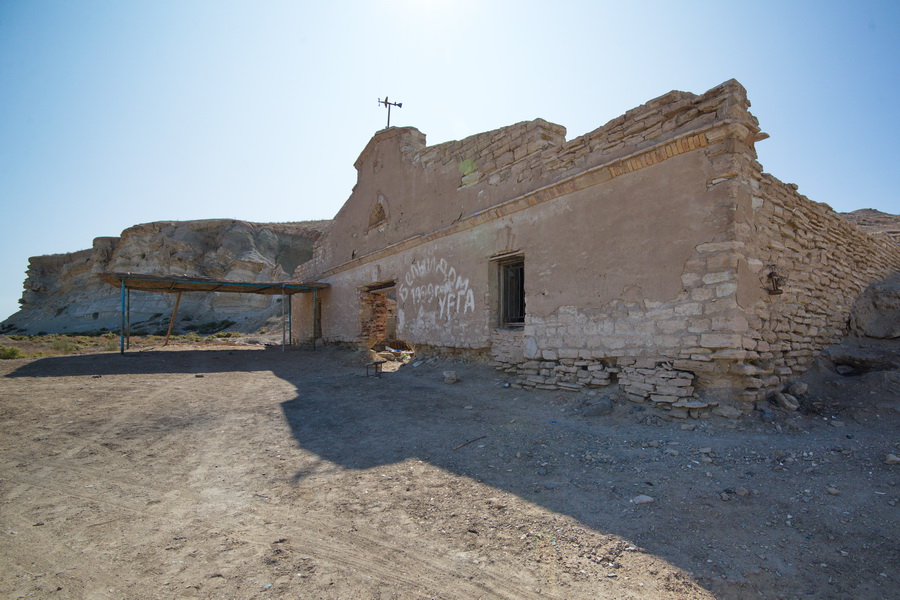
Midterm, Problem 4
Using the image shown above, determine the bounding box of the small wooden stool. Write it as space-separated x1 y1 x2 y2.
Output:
366 360 387 377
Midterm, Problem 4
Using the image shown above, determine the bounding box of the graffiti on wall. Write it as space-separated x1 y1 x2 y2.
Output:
398 257 475 321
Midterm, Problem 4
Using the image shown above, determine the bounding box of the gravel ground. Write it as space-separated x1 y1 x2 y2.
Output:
0 343 897 599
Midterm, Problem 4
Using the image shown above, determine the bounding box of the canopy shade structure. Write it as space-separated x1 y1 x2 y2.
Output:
99 272 328 353
98 272 328 294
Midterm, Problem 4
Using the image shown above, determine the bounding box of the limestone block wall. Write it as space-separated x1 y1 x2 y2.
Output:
490 327 524 368
545 79 761 179
499 230 751 413
413 119 566 188
736 173 900 392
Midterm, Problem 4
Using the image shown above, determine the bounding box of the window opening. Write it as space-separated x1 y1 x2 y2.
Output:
499 257 525 326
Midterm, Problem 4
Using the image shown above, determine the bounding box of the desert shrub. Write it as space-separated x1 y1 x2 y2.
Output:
103 340 119 352
76 330 106 337
50 338 80 354
9 335 28 341
195 320 236 334
212 331 241 338
0 346 25 359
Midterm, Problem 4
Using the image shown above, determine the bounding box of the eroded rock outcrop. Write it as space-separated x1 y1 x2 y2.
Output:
848 272 900 339
1 219 330 335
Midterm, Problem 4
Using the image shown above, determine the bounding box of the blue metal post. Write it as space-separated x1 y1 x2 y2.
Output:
126 288 131 349
119 279 125 354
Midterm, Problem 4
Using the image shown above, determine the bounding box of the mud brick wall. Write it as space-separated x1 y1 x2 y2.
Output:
358 290 397 344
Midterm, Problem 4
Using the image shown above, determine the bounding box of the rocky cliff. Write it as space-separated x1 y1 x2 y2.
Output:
839 209 900 245
1 219 330 335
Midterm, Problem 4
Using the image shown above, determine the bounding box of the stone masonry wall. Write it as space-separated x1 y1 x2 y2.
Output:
487 81 763 417
493 228 752 418
413 119 567 189
546 82 758 178
296 78 896 416
406 79 757 194
487 80 897 415
490 327 524 367
735 174 900 395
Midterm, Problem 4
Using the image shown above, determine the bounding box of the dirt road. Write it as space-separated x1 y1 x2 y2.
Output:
0 345 897 599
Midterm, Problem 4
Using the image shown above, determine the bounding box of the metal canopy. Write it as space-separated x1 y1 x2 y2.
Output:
99 272 328 353
99 272 328 295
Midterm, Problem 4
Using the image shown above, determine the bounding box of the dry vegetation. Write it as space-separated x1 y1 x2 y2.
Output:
0 332 248 360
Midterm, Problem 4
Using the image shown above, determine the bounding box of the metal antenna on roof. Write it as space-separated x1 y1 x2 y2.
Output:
377 96 402 128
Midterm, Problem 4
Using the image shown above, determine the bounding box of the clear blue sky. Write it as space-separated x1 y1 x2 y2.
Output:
1 0 898 322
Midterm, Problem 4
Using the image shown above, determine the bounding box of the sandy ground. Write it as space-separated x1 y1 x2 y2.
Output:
0 343 897 599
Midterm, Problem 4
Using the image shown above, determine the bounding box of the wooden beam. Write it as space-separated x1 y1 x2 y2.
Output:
163 291 183 347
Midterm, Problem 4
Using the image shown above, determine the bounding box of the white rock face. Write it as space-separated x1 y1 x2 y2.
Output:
1 219 329 335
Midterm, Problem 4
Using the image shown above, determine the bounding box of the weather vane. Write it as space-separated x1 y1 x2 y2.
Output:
378 96 402 128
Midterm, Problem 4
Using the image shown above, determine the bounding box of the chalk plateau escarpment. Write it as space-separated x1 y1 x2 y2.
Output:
2 219 330 335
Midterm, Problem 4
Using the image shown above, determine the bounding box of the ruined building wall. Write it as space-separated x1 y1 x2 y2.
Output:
733 174 900 397
292 79 897 413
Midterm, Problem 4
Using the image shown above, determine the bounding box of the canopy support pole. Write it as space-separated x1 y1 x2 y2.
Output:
163 291 182 347
281 288 286 352
126 288 131 349
119 279 126 354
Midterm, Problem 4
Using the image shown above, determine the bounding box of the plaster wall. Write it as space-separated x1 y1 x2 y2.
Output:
292 78 897 413
300 147 732 360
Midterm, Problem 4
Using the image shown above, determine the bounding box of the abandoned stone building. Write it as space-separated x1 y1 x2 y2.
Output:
292 79 900 414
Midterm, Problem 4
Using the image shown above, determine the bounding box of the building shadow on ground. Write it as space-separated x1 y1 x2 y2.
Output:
4 347 771 598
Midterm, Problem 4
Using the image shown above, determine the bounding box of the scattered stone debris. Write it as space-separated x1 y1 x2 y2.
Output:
771 392 800 411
